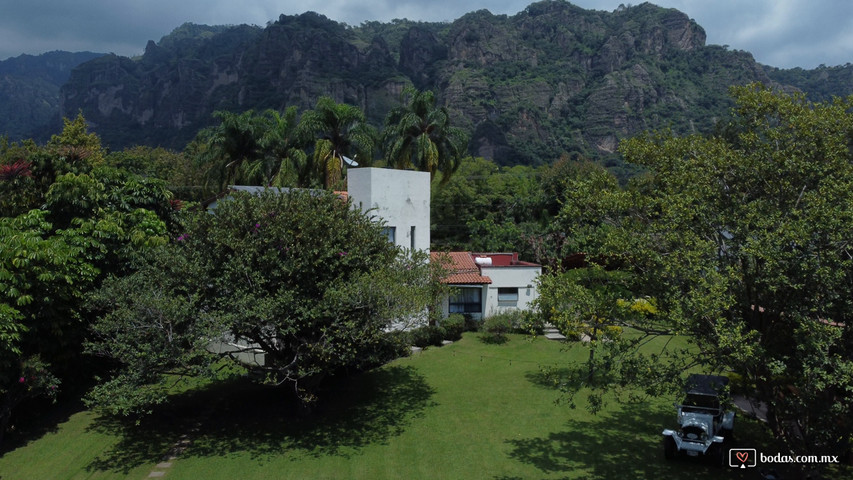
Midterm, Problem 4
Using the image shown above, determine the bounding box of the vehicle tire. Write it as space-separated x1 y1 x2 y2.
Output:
710 444 725 468
663 436 676 460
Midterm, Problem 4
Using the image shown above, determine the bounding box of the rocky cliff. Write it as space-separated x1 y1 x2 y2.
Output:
0 51 104 142
40 1 853 165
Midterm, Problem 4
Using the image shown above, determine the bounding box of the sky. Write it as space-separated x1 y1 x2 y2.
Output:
1 0 852 69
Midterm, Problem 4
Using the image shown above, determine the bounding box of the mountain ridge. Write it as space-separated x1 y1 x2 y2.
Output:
3 1 853 170
0 51 105 142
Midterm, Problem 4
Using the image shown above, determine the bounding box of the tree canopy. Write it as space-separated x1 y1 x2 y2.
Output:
382 87 468 184
542 84 853 456
0 116 177 444
191 90 472 192
85 190 437 415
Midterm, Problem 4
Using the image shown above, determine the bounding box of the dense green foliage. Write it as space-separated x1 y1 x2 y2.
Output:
300 97 378 188
194 108 311 190
431 155 584 265
191 91 470 190
538 84 853 457
0 116 175 443
85 190 437 414
0 210 95 443
382 88 468 183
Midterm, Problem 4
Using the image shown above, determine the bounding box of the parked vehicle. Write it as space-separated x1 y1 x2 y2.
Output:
662 374 735 465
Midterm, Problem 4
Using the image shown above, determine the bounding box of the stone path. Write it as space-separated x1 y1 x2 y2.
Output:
146 401 212 478
147 433 191 477
542 325 592 342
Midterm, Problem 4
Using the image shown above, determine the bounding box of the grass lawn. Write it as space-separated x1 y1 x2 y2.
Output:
0 332 837 479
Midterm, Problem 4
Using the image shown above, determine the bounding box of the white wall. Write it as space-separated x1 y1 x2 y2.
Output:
480 265 541 316
347 167 431 253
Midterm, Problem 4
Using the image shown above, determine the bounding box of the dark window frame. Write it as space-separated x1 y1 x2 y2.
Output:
497 287 519 302
449 287 482 314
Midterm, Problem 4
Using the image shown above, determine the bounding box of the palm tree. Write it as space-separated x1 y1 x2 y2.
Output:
260 107 311 187
200 109 270 189
299 97 376 189
382 87 468 184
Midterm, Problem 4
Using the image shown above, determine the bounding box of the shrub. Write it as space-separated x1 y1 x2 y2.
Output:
515 311 545 335
462 314 480 332
408 325 447 348
376 330 413 361
482 314 513 343
441 314 465 341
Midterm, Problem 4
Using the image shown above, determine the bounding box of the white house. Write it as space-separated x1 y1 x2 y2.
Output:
347 167 431 253
433 251 541 320
207 168 431 256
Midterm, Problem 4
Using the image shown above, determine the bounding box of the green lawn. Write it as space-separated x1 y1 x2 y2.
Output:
0 332 830 479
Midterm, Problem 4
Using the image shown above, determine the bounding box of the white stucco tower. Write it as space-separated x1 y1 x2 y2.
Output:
347 167 431 253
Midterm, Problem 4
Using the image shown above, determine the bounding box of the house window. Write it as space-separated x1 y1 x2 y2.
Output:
410 226 416 250
497 287 519 302
381 226 396 244
449 287 482 314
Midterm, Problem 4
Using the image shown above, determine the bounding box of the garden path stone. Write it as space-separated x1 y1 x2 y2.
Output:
542 324 567 341
146 393 219 478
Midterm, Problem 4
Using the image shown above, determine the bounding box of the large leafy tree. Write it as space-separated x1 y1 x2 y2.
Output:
1 113 107 216
46 112 105 167
0 114 176 444
536 266 642 385
106 146 208 200
86 190 435 415
430 156 554 259
547 84 853 457
300 96 376 189
0 210 98 444
382 87 468 184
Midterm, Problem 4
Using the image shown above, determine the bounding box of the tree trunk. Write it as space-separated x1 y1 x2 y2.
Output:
587 326 597 383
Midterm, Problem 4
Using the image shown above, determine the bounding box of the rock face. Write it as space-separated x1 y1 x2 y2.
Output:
399 26 447 89
51 1 850 164
0 51 104 142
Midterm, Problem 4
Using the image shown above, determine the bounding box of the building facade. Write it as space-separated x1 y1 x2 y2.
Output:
433 252 541 320
347 167 431 253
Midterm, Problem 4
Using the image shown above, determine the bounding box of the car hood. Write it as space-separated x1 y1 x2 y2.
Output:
681 412 713 432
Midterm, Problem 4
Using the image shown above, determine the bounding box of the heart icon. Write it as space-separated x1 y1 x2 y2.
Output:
736 451 749 463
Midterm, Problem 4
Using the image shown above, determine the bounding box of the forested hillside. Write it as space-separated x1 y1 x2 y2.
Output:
58 1 773 173
3 1 853 171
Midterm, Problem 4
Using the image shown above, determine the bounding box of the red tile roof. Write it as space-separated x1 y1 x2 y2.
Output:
431 251 492 284
430 251 541 284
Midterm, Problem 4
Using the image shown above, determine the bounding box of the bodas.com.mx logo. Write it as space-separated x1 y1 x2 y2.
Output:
730 448 757 468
